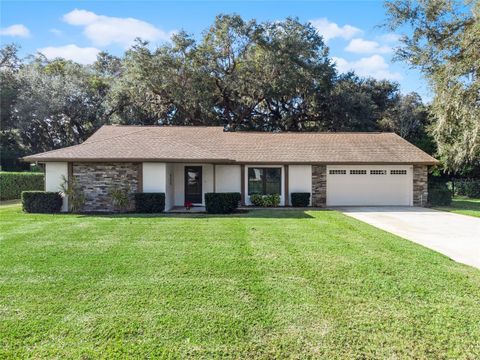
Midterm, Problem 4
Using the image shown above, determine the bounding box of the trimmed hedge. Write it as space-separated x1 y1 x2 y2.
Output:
21 191 63 213
250 194 281 207
455 179 480 198
428 184 452 206
0 172 44 200
205 192 241 214
291 192 310 207
134 193 165 213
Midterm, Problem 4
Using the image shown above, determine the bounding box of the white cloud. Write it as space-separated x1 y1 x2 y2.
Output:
37 44 100 64
0 24 30 37
332 55 402 81
345 38 391 54
63 9 99 25
309 18 362 42
49 28 63 37
62 9 172 47
378 33 400 43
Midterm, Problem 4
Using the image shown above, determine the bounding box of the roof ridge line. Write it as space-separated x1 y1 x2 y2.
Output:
82 127 153 146
105 125 225 129
103 125 394 135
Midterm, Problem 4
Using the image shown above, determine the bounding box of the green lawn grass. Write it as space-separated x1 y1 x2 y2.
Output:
435 197 480 218
1 204 479 358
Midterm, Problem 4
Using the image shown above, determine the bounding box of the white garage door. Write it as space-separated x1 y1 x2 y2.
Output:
326 165 413 206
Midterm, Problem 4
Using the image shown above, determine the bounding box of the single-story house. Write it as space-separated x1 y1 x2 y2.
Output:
23 125 438 212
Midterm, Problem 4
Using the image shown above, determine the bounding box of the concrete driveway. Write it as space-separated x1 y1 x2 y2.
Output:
338 207 480 269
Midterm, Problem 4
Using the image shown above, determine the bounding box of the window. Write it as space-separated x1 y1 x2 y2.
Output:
329 169 346 175
350 169 367 175
391 169 407 175
248 167 281 195
370 170 386 175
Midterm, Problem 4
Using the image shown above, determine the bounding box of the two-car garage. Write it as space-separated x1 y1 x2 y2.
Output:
326 165 413 206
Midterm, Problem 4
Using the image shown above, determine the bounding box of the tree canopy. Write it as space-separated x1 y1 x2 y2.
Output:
385 0 479 175
1 14 433 171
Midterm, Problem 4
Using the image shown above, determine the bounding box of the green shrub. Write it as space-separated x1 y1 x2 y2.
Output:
455 179 480 198
428 184 452 206
291 192 310 207
250 194 263 207
21 191 63 213
205 193 241 214
134 193 165 213
0 172 44 200
60 175 85 213
109 185 131 212
250 193 281 207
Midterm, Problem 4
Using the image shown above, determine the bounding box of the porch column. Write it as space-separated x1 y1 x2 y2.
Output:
284 165 289 206
137 162 143 193
240 164 246 205
213 164 216 193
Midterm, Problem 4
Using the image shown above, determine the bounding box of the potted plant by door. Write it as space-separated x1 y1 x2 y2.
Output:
184 201 193 210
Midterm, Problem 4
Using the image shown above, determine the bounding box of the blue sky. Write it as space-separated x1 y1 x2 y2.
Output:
0 0 430 100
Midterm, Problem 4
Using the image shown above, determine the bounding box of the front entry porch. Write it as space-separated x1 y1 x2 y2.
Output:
143 163 242 211
168 206 207 213
142 162 312 211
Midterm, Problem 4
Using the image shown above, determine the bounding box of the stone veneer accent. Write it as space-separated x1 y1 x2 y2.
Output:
413 165 428 206
72 162 140 212
311 165 327 207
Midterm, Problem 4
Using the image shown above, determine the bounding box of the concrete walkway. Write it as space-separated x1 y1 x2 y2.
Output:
338 207 480 269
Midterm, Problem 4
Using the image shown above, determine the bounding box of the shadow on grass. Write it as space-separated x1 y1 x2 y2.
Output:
75 209 323 219
0 199 21 206
450 198 480 211
335 206 441 214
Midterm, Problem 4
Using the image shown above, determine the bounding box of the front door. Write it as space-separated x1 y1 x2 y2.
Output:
185 166 202 204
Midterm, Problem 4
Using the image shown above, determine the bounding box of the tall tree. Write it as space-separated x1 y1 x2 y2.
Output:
385 0 479 173
0 44 27 170
113 15 336 130
110 35 219 126
14 56 111 152
197 15 335 131
1 44 21 131
379 92 435 153
1 14 437 167
323 74 401 132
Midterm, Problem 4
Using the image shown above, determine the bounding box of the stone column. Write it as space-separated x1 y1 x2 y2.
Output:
413 165 428 206
312 165 326 207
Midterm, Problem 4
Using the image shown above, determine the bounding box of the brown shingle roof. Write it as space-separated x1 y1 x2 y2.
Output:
23 125 438 164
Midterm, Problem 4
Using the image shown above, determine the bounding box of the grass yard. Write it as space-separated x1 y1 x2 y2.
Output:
435 197 480 218
1 204 480 359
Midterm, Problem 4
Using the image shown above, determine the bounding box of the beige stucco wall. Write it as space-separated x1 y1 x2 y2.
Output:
143 163 166 192
142 162 175 211
215 165 241 193
45 162 69 212
288 165 312 206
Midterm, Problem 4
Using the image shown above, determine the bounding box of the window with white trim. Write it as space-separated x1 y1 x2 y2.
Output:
248 167 281 195
391 169 407 175
350 169 367 175
370 170 387 175
329 169 346 175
